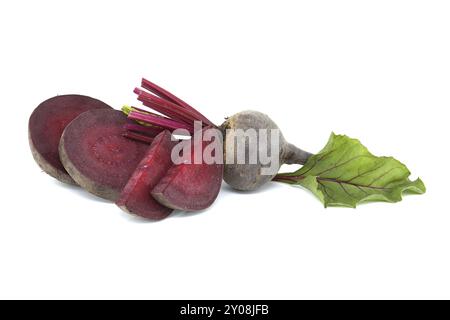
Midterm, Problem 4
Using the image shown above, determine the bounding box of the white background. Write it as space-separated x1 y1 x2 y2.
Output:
0 0 449 300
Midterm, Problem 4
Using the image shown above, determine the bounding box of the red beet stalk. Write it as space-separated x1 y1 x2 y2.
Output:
123 79 216 143
124 123 164 137
122 131 154 144
128 111 194 133
135 88 206 126
141 78 214 126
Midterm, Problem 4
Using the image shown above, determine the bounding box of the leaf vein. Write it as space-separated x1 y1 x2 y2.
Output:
317 177 392 191
346 165 384 183
368 167 402 187
317 180 335 201
339 182 357 200
316 155 372 176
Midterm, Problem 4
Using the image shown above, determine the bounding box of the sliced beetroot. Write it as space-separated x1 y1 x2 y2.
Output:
59 109 148 201
28 95 112 184
151 134 224 211
116 131 176 220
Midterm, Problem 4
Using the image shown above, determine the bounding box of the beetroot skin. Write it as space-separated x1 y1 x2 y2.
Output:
151 134 224 211
29 95 111 184
116 131 176 220
59 109 148 201
221 110 312 191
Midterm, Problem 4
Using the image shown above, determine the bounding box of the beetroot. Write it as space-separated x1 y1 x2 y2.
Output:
125 79 311 193
221 110 312 190
28 95 111 184
116 131 175 220
28 79 424 220
151 132 224 211
59 109 148 201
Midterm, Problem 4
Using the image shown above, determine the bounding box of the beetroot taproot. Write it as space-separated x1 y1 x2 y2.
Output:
28 95 111 184
151 133 224 211
59 109 148 201
116 131 175 220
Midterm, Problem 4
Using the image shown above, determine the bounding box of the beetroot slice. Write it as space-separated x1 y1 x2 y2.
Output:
151 135 224 211
59 109 148 201
29 95 111 184
116 131 176 220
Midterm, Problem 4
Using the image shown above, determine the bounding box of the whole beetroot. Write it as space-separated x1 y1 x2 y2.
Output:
221 110 311 191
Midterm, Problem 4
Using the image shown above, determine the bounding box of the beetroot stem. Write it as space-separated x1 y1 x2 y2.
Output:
141 78 192 109
129 111 194 133
272 175 304 184
130 106 152 115
122 131 154 144
124 123 164 137
141 78 214 126
136 89 205 126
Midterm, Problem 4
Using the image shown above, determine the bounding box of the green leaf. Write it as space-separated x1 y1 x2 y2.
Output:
275 133 426 208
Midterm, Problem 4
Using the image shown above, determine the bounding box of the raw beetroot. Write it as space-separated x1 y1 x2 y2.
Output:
116 131 176 220
28 94 111 184
151 131 224 211
28 80 311 219
29 78 424 221
221 110 312 190
124 79 312 193
59 109 148 201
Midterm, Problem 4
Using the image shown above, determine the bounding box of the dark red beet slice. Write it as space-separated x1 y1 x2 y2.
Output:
116 131 176 220
151 133 224 211
59 109 148 201
28 95 112 184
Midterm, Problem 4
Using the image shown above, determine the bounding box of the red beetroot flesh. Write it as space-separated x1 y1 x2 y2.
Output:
59 109 148 201
151 135 224 211
28 95 111 184
116 131 176 220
